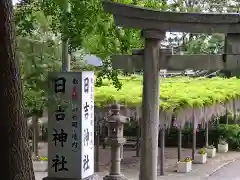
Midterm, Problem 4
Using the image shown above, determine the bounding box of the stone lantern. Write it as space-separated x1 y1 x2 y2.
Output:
103 104 128 180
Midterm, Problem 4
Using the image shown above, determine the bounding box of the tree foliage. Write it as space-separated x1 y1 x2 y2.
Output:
14 0 239 115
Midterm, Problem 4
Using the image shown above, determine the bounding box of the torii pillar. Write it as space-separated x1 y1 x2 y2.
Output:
140 30 164 180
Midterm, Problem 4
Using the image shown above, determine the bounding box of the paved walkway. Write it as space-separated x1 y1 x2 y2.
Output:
205 159 240 180
36 142 196 172
35 142 240 180
156 151 240 180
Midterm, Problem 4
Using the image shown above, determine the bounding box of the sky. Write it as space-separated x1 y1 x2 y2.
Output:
12 0 19 5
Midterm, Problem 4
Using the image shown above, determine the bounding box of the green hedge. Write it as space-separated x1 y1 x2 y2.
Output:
124 124 240 150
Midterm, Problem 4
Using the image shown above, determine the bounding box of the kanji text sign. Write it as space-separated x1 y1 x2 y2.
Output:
48 72 94 179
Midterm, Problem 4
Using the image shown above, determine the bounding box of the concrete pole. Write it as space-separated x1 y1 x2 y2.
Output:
102 117 107 149
94 115 100 172
136 118 140 157
233 100 237 124
192 112 196 160
62 42 70 72
139 30 164 180
225 108 229 125
177 127 182 161
61 0 71 72
205 122 209 147
32 115 39 157
159 128 165 176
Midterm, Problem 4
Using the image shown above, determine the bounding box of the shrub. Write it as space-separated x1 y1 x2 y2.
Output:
123 123 240 150
216 124 240 149
183 157 192 162
198 148 206 154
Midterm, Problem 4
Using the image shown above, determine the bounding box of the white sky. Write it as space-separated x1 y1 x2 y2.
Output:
12 0 19 5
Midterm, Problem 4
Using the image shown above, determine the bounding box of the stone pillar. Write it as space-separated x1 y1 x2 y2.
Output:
225 33 240 76
43 72 101 180
140 30 165 180
103 104 128 180
225 33 240 55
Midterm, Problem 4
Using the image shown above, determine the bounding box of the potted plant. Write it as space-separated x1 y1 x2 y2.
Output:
218 136 228 153
205 145 216 158
177 157 192 173
32 156 48 172
194 148 207 164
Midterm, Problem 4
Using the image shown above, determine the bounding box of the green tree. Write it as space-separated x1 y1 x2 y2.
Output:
15 0 173 90
16 9 99 115
16 9 62 116
15 0 240 94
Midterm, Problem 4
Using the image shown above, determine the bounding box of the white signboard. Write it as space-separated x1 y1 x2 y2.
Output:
81 72 94 178
48 72 94 179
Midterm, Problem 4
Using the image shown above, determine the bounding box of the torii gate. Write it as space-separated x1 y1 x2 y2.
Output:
112 46 236 174
101 1 240 180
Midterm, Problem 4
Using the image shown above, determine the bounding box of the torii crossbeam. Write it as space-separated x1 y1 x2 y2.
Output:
112 53 240 71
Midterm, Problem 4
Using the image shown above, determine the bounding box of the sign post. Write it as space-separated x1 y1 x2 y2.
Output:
43 72 100 180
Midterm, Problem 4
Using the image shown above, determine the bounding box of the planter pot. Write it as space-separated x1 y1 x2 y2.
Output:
193 153 207 164
33 161 48 172
177 161 192 173
205 148 216 158
218 143 228 153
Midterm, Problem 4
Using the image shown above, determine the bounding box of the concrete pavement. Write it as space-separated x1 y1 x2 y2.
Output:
155 151 240 180
205 159 240 180
34 143 240 180
34 151 240 180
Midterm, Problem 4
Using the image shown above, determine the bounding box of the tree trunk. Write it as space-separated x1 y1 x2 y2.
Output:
0 0 35 180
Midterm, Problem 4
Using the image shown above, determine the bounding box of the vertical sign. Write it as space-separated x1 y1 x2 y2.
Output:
48 72 94 179
81 71 94 178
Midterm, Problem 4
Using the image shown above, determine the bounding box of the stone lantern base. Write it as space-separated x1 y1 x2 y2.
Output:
43 174 101 180
103 174 128 180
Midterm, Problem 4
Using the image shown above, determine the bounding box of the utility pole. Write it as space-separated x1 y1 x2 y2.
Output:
61 0 71 72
